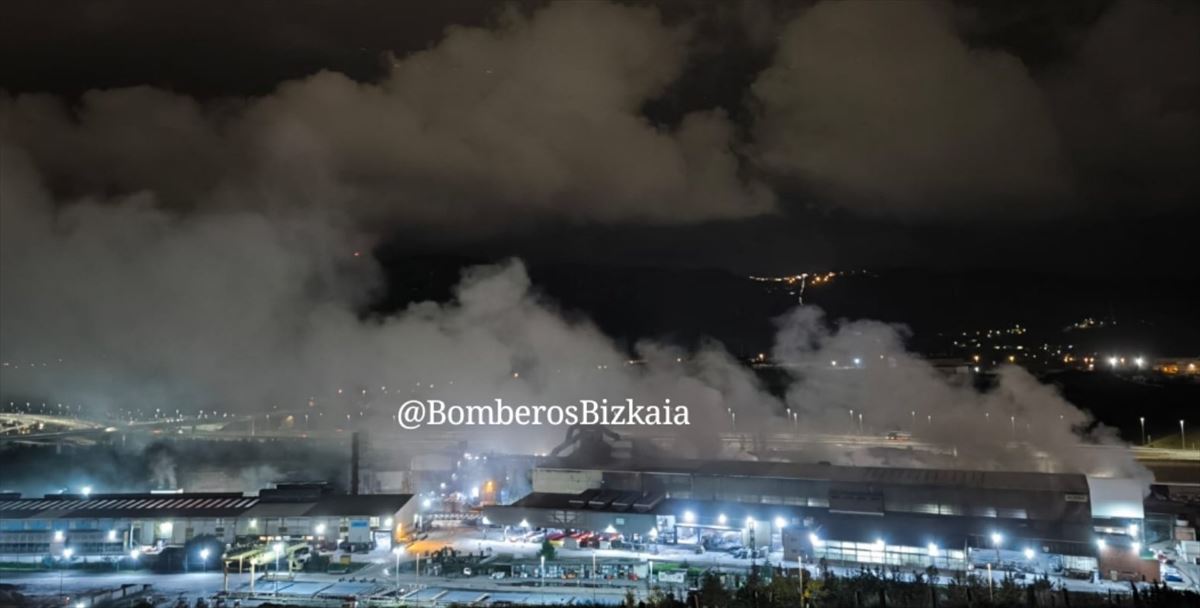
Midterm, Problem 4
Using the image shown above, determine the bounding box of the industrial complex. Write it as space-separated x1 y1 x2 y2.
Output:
482 459 1159 582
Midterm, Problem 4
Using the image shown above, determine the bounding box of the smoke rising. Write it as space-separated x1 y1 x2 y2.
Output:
0 1 1158 481
0 1 773 232
1 139 1141 479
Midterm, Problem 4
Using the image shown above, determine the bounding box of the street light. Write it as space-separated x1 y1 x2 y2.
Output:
1023 548 1035 560
1181 420 1186 449
1140 417 1146 445
61 547 74 598
273 542 284 595
392 547 403 592
199 548 209 572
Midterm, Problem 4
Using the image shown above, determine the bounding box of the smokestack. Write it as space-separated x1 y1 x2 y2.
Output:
351 432 361 495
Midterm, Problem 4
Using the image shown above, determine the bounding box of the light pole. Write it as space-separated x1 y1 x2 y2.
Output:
392 547 402 592
540 554 546 589
60 547 74 599
1140 417 1146 445
1181 420 1186 449
273 542 284 596
200 548 209 573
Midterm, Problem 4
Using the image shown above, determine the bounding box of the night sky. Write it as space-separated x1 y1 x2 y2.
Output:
2 0 1197 276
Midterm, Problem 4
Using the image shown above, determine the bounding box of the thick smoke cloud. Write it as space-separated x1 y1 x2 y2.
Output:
1 142 1140 478
0 0 1150 479
1047 0 1200 207
771 308 1143 478
751 0 1071 216
0 2 772 231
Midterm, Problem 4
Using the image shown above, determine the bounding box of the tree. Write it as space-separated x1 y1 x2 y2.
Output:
539 539 556 561
622 588 638 608
697 572 731 608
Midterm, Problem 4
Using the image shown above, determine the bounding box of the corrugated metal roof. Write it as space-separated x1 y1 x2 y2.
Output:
539 458 1089 493
0 493 255 519
0 491 401 521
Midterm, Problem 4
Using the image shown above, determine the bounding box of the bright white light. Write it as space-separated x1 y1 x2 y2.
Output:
604 524 617 534
682 511 696 524
385 517 394 527
1108 357 1118 367
717 513 727 525
519 519 530 529
1096 538 1106 549
1128 524 1139 536
76 602 85 608
853 358 862 366
392 547 404 556
1134 357 1145 368
1132 542 1141 553
745 517 756 529
81 486 92 497
273 542 284 554
928 543 938 556
315 523 326 534
991 532 1003 546
63 548 74 559
200 548 210 560
1023 548 1035 560
54 530 64 542
470 486 480 499
774 516 788 529
422 498 432 509
481 517 491 526
874 539 885 549
809 533 822 547
648 528 658 539
130 549 140 559
160 522 173 535
248 519 257 529
106 530 117 542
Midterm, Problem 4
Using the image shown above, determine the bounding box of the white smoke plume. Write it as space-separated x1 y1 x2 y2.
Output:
0 0 1157 480
0 141 1141 478
0 2 772 232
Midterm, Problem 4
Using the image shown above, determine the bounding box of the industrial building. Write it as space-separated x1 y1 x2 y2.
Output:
0 484 415 557
483 459 1151 580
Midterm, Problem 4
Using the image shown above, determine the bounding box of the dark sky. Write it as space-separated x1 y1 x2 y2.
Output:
1 0 1197 276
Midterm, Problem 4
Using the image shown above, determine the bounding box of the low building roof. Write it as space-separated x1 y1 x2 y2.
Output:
538 458 1090 493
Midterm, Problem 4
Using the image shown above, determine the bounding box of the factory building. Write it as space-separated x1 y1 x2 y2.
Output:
0 484 415 557
483 459 1149 579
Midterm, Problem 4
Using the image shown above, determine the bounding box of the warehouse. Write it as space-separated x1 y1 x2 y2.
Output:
0 484 414 557
483 458 1146 576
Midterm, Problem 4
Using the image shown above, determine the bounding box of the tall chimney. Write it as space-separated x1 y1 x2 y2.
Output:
350 431 361 495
